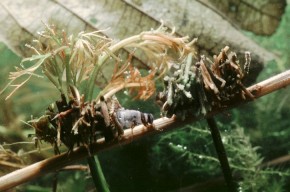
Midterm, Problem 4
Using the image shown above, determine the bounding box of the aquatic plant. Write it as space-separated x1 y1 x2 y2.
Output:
0 23 197 191
1 23 195 152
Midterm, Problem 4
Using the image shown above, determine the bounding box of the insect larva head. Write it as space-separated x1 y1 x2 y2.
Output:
143 113 154 124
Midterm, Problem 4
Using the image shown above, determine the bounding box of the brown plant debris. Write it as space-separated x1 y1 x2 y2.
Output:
156 46 255 120
0 148 25 175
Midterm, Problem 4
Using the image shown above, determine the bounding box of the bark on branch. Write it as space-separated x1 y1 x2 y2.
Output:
0 70 290 191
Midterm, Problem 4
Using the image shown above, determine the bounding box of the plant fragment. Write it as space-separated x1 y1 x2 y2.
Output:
0 147 25 174
156 46 255 119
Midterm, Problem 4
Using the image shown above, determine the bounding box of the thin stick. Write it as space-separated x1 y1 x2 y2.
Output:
207 117 237 191
60 165 88 171
0 70 290 191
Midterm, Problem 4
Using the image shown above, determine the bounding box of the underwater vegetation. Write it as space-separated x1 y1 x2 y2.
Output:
1 23 195 154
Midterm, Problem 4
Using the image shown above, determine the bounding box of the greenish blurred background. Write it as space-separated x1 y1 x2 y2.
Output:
1 1 290 192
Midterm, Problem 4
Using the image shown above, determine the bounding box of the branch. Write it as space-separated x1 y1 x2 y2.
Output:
60 165 88 172
260 154 290 168
0 70 290 190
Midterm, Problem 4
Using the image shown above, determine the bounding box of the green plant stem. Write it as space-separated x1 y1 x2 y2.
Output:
206 117 237 192
87 156 110 192
65 54 73 95
52 171 59 192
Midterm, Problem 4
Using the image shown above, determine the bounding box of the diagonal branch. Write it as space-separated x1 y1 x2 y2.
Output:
0 70 290 191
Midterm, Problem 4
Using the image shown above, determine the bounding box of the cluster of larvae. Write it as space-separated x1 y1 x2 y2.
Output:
156 46 254 120
30 87 154 154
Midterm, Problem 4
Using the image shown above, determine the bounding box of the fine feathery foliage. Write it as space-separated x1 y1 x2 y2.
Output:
1 22 195 101
149 123 290 191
